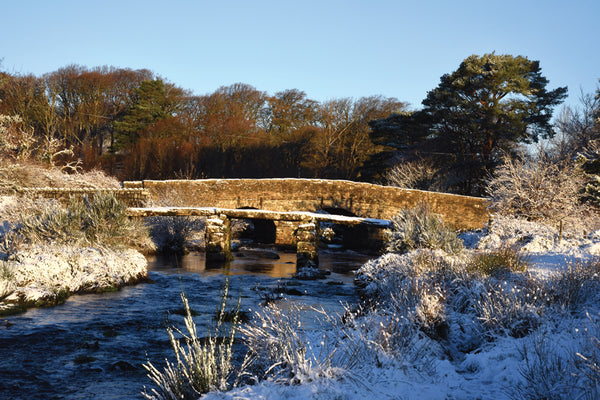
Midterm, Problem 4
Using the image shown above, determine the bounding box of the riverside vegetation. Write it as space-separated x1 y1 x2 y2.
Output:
2 156 600 398
0 164 151 316
143 152 600 399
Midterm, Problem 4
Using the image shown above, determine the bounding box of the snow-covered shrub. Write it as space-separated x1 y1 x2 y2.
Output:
240 303 342 384
146 188 204 254
467 246 529 277
476 214 587 252
354 250 461 301
385 158 445 191
341 304 436 374
19 192 147 248
512 328 580 400
0 261 16 299
355 250 460 340
547 260 600 310
487 152 590 233
575 312 600 398
475 278 547 339
386 204 464 255
143 286 244 399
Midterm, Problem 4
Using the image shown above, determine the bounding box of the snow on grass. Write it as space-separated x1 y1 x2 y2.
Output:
0 244 147 315
199 215 600 400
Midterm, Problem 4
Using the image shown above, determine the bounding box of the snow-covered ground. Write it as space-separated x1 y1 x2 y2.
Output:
0 245 148 315
200 215 600 400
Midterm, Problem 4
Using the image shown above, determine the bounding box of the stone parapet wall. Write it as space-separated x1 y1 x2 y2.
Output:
124 178 489 231
9 187 149 207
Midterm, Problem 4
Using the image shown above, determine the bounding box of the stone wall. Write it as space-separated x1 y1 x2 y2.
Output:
123 178 489 231
12 187 149 207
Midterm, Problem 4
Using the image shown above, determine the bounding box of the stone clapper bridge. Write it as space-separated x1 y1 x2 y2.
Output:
17 178 488 271
122 179 489 271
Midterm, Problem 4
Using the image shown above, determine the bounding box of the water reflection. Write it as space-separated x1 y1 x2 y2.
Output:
147 248 372 280
1 247 374 399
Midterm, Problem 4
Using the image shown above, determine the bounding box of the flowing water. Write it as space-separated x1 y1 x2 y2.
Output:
0 248 373 400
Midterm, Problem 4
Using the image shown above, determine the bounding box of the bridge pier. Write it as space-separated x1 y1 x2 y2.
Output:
295 219 320 270
205 214 233 263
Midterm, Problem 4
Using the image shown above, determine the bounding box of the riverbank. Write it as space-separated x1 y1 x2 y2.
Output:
0 245 148 317
199 215 600 400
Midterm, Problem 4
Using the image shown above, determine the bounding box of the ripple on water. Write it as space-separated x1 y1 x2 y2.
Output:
0 248 373 399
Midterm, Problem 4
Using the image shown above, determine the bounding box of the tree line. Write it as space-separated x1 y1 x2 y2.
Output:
2 54 595 196
0 65 406 181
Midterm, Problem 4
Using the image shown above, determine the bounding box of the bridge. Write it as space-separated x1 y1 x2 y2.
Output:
122 178 489 270
14 179 489 271
126 205 391 269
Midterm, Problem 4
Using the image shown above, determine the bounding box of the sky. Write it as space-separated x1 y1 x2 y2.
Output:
1 0 599 111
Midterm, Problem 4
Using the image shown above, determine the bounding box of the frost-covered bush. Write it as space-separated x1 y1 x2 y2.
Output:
386 204 464 255
146 188 204 254
340 304 435 373
575 312 600 399
512 329 581 400
355 250 464 340
487 152 590 233
0 261 16 299
474 278 547 339
385 158 445 191
547 260 600 310
143 286 244 399
355 248 550 343
19 192 148 249
240 303 343 384
467 246 529 277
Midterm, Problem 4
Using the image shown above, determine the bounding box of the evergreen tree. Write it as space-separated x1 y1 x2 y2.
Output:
113 79 171 151
371 54 567 195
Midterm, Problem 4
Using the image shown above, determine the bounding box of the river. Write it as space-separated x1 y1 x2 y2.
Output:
0 248 373 399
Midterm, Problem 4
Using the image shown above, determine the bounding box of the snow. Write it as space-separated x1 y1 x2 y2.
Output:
0 245 148 313
2 208 599 399
199 215 600 400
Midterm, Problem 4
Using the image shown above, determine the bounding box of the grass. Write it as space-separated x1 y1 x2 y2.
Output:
386 203 464 255
467 246 530 277
143 280 246 399
18 191 148 249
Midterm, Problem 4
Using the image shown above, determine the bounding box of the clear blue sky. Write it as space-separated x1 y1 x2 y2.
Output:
1 0 598 111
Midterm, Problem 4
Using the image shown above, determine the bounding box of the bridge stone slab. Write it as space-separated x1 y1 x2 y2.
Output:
124 178 488 231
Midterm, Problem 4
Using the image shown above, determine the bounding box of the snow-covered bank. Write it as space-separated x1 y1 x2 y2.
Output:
198 216 600 400
0 245 148 316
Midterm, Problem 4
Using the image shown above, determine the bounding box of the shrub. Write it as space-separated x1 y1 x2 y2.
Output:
19 192 148 249
547 260 600 310
467 246 529 277
385 158 445 191
143 283 245 399
475 278 547 339
512 329 580 400
575 312 600 399
0 261 16 299
240 303 341 384
486 151 590 233
146 188 204 254
386 204 464 255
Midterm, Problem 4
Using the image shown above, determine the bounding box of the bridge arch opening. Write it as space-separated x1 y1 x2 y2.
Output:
234 207 277 244
318 207 364 250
